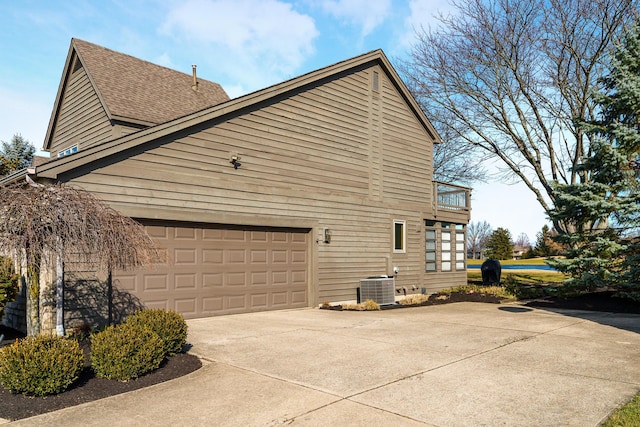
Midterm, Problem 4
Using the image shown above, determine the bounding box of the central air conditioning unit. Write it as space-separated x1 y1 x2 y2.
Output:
359 276 395 305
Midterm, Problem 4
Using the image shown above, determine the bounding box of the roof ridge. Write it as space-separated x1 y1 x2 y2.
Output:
71 38 218 86
70 38 230 126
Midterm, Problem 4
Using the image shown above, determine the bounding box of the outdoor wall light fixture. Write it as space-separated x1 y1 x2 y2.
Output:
323 227 332 243
230 154 241 169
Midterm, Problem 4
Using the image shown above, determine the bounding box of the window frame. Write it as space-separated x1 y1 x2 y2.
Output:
441 229 452 271
58 144 79 158
425 227 437 272
455 225 466 271
393 219 406 253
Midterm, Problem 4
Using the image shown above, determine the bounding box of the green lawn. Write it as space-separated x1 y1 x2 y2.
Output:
601 393 640 426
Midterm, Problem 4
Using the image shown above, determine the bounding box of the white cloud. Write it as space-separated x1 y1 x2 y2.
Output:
154 52 175 69
400 0 455 48
319 0 391 38
160 0 319 93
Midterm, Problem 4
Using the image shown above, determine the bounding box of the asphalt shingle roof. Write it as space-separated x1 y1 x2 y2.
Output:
73 38 230 125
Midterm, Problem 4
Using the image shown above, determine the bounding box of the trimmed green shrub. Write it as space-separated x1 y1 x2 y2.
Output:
0 335 84 396
125 309 188 356
90 322 165 381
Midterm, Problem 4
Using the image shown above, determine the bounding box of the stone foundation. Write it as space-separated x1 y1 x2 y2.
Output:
1 279 27 334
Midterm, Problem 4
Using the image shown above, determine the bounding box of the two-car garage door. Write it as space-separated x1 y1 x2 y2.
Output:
114 221 310 319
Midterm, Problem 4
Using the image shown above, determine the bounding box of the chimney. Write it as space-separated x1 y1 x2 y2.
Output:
191 64 199 91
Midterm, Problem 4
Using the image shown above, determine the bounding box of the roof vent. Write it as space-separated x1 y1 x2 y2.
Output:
191 64 199 92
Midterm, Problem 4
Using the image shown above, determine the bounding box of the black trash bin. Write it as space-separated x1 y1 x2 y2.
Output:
481 259 502 285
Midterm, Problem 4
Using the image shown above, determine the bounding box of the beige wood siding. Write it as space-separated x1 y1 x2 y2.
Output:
63 65 463 305
380 68 433 205
50 66 113 155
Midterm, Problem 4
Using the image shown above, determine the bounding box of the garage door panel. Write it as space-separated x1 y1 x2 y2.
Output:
175 227 196 239
175 298 197 315
291 233 307 243
291 270 306 284
175 249 197 264
144 275 168 291
146 226 169 239
251 293 268 308
224 229 246 241
175 273 197 289
203 273 223 287
115 222 309 319
202 229 223 240
271 292 288 306
292 250 306 263
203 249 223 264
250 231 268 242
115 275 136 291
292 290 307 304
272 250 288 263
144 300 169 311
251 250 267 263
226 249 246 263
251 272 268 286
271 232 288 242
227 295 247 309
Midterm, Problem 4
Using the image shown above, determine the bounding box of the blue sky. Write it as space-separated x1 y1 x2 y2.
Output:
0 0 548 241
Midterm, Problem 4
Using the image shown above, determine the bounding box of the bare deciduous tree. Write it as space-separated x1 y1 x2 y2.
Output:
0 182 162 336
401 0 638 232
514 233 531 249
467 220 493 259
432 110 490 184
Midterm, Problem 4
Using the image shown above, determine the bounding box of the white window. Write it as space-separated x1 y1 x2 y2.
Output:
393 220 406 253
58 144 78 158
456 225 466 270
441 227 452 271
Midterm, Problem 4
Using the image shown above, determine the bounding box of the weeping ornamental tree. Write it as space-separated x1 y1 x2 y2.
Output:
0 182 162 336
548 20 640 300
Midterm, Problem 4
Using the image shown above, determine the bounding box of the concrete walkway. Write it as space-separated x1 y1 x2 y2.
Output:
6 302 640 426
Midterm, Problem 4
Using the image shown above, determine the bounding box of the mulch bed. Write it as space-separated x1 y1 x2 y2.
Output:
524 290 640 314
1 290 638 421
321 291 503 310
0 331 202 421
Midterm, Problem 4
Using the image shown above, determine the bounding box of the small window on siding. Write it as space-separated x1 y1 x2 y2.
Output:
393 220 406 253
58 144 79 158
373 71 379 92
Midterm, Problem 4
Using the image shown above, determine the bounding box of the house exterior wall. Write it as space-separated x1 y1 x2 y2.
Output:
58 64 469 305
49 65 113 156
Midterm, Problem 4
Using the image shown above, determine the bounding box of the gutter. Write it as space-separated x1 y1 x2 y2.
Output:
0 168 29 186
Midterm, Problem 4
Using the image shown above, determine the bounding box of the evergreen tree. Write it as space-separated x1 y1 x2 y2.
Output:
534 225 565 257
1 134 35 174
484 227 514 260
548 20 640 299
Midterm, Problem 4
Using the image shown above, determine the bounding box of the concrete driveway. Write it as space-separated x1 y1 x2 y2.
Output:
8 302 640 426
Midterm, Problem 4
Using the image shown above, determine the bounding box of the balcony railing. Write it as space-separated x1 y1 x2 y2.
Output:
434 181 470 213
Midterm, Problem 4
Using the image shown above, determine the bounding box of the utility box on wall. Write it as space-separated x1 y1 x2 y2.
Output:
360 277 395 305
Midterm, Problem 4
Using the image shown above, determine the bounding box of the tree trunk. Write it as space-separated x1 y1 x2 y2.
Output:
25 261 40 336
55 249 64 337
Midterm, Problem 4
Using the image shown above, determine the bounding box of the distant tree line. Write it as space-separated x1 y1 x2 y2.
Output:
467 222 566 260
